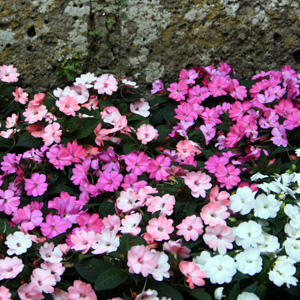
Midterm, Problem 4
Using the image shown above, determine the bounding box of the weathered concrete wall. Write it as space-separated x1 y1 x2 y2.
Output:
1 0 300 91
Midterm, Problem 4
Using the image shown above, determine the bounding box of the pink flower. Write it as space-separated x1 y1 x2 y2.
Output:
42 122 62 146
151 79 164 94
94 74 118 95
176 215 203 242
200 202 230 227
46 145 73 170
184 171 212 198
13 87 28 104
31 268 57 294
0 189 20 215
23 104 48 124
215 164 241 190
179 261 206 289
179 68 198 84
163 239 191 259
167 81 189 101
18 283 44 300
270 125 288 147
147 155 171 181
147 194 175 216
208 76 228 97
122 151 150 175
0 65 19 82
56 96 80 116
24 173 48 197
70 229 96 254
203 225 235 254
146 215 174 241
67 280 97 300
40 214 69 239
0 256 24 280
136 124 159 144
97 171 123 192
0 286 11 300
127 245 156 277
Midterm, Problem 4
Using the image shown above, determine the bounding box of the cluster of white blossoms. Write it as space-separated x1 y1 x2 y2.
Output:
193 169 300 296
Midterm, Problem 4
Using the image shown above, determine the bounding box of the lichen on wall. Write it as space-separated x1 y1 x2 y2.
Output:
1 0 300 91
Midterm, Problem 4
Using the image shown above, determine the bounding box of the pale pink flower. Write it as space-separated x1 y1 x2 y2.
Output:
146 215 174 241
23 104 48 124
0 65 19 82
0 256 24 280
0 189 20 215
31 268 57 294
56 96 80 116
127 245 156 277
70 229 96 254
146 194 175 216
179 261 206 289
130 98 150 117
151 250 170 281
67 280 97 300
176 215 204 242
0 286 11 300
42 122 62 146
39 242 63 263
94 74 118 95
24 173 48 197
200 202 230 227
120 212 142 236
5 113 18 129
271 125 288 147
184 171 212 198
13 87 29 104
18 283 44 300
163 239 191 259
116 188 142 213
91 229 120 254
203 225 235 254
136 124 159 144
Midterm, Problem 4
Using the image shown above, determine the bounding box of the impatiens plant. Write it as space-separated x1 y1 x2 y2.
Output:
0 62 300 300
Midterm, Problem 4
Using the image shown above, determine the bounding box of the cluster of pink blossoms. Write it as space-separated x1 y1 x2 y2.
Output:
1 62 300 299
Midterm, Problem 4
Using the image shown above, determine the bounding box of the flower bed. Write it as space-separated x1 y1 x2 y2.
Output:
0 62 299 300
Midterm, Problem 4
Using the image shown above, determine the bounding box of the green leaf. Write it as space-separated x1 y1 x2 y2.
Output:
75 258 114 283
163 103 177 124
150 108 164 125
122 142 138 154
228 282 240 300
15 132 43 149
99 201 116 218
266 158 282 175
150 95 169 106
0 136 14 150
188 288 212 300
256 150 269 174
95 266 128 291
155 125 172 142
74 118 100 140
147 280 184 300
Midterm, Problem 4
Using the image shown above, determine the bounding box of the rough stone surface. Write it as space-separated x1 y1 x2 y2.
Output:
1 0 300 92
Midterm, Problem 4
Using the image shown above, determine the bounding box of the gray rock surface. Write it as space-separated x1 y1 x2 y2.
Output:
1 0 300 92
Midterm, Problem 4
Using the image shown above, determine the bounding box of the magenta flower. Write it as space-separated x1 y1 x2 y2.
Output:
215 164 241 190
40 214 69 239
147 154 171 181
167 81 189 101
24 173 48 197
97 171 123 192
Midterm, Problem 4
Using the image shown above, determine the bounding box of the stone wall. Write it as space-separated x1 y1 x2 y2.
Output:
1 0 300 91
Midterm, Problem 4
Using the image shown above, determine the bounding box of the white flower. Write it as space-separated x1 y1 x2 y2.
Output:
150 250 170 281
268 256 298 288
284 223 300 239
257 232 280 254
194 251 211 274
91 229 120 254
284 204 300 228
250 172 268 181
136 289 159 300
237 292 260 300
130 98 150 117
75 72 97 88
39 242 63 263
5 231 32 256
253 193 282 219
283 237 300 262
214 287 225 300
295 148 300 157
235 247 262 276
204 254 237 284
229 186 256 215
234 221 265 249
